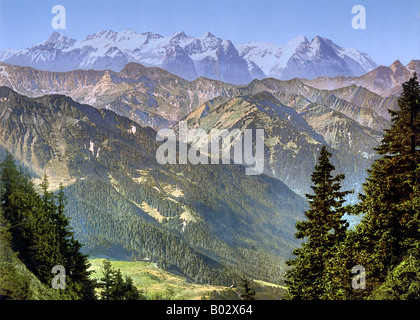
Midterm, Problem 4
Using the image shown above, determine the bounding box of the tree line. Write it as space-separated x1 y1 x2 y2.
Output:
285 75 420 299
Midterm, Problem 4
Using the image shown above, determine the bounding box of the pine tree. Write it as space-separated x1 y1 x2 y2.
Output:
110 268 126 300
65 236 97 300
285 146 352 299
122 275 142 300
31 173 62 283
100 259 115 300
0 154 41 271
320 228 365 300
352 74 420 296
0 154 97 299
98 259 142 300
240 276 255 300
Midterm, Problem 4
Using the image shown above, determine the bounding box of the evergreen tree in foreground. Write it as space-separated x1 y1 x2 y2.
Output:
99 259 143 300
352 74 420 298
99 259 115 300
0 154 97 299
285 146 352 299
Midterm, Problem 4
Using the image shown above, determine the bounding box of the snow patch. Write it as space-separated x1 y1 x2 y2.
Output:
0 66 9 77
89 141 95 155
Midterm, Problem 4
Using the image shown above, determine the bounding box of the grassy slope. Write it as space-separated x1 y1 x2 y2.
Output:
88 258 227 300
88 258 288 300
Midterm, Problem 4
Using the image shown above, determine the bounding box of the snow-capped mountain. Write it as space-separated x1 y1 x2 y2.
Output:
238 35 378 80
1 29 377 84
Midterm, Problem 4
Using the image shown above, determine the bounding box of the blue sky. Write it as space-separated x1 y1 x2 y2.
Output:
0 0 419 66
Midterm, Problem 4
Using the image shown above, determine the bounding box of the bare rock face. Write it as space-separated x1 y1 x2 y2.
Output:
302 59 420 98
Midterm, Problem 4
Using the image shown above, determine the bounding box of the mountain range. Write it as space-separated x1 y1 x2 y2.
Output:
0 28 418 286
0 59 408 206
0 85 307 284
0 29 378 84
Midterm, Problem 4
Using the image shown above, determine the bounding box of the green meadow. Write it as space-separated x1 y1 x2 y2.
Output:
88 259 228 300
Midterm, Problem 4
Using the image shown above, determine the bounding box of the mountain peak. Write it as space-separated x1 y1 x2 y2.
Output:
1 29 378 83
120 28 137 36
310 35 326 45
48 31 62 41
294 35 309 43
84 29 118 42
42 32 75 49
119 62 148 77
142 31 163 41
283 35 309 48
203 31 216 38
390 59 404 69
45 31 73 43
406 60 420 73
171 31 188 42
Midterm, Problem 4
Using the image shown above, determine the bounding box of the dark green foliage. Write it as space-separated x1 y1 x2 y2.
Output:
0 263 31 300
0 153 97 299
99 259 115 300
122 275 142 300
0 206 31 300
285 146 351 299
371 254 420 300
240 277 256 300
202 288 240 300
319 229 365 300
350 74 420 297
99 259 143 300
286 75 420 300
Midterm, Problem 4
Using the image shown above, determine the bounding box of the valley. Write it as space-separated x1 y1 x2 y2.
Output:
0 28 417 299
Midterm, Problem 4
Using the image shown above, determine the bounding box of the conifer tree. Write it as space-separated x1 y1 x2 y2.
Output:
110 268 126 300
0 154 41 270
240 276 256 300
0 154 97 299
98 259 142 300
352 74 420 296
100 259 115 300
122 275 142 300
285 146 352 299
